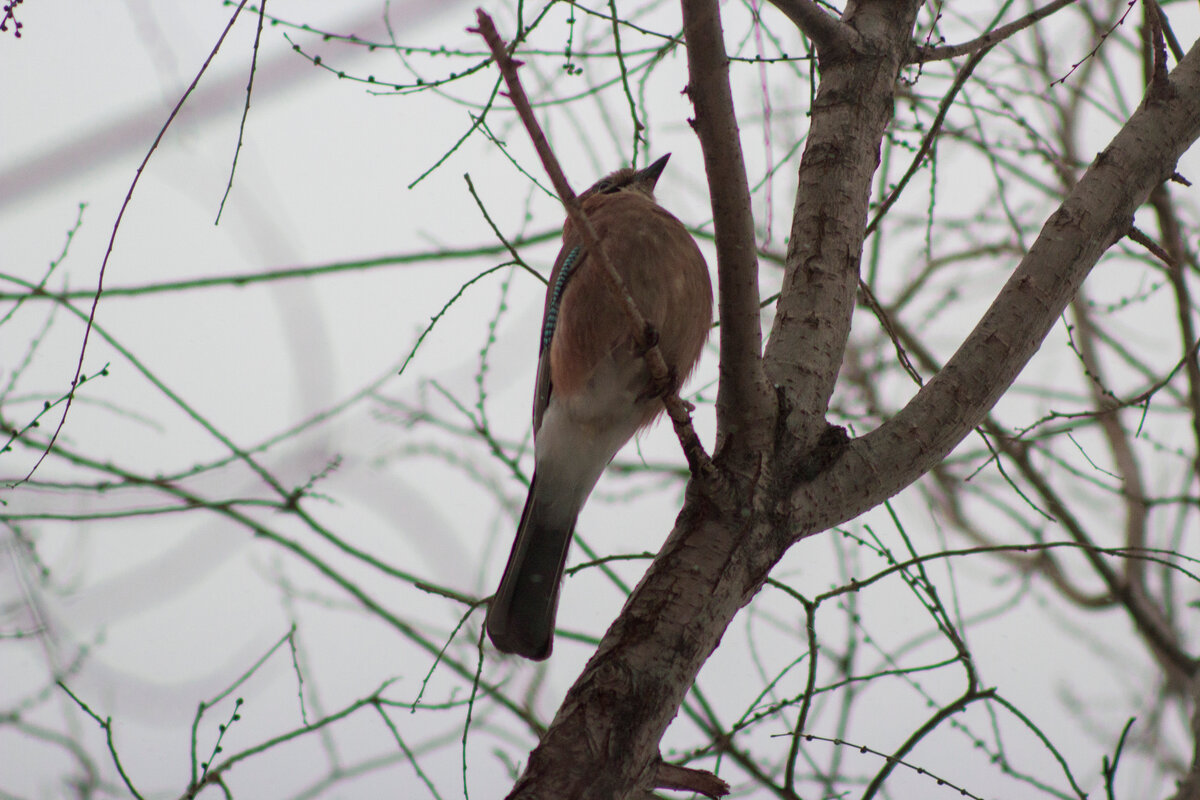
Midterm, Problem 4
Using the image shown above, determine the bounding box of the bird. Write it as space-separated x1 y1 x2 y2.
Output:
485 153 713 660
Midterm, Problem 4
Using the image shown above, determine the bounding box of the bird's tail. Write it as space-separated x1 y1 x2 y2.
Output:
485 472 577 660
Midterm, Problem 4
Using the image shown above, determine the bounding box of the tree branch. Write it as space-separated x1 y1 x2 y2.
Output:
680 0 776 465
654 761 730 798
912 0 1076 63
762 0 921 450
761 0 853 60
790 33 1200 541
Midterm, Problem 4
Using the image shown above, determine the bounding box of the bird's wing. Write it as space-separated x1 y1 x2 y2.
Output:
533 241 587 434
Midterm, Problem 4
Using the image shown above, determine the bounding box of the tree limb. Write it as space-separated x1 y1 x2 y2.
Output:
912 0 1076 63
789 33 1200 539
761 0 853 60
654 761 730 797
680 0 776 465
762 0 921 450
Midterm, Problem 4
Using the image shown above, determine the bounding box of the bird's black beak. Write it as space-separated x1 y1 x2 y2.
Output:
636 154 671 190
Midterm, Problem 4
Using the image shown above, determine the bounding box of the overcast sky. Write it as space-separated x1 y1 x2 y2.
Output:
3 1 1199 798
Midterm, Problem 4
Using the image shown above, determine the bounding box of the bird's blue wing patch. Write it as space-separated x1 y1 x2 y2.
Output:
542 245 582 353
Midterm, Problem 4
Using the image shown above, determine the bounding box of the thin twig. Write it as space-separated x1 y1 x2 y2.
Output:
1128 225 1177 268
58 682 146 800
462 174 537 276
866 41 995 237
15 0 252 488
1050 0 1137 88
913 0 1075 63
216 0 266 224
0 234 560 301
1146 0 1184 64
1145 0 1171 95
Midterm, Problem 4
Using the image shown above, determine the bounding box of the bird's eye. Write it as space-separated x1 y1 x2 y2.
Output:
595 179 615 193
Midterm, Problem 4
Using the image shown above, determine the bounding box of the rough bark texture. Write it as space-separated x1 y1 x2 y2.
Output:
763 2 915 452
504 1 1200 796
683 0 776 468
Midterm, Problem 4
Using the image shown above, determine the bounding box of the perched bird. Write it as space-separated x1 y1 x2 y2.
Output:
485 154 713 660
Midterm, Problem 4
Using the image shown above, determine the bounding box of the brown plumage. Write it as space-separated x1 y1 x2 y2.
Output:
485 154 713 660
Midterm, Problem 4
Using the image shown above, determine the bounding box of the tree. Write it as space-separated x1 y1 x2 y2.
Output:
3 0 1200 799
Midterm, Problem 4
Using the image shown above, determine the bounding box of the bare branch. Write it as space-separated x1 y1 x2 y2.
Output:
1147 182 1200 474
654 761 730 798
1128 224 1178 267
14 0 253 488
794 35 1200 541
763 0 921 449
1146 0 1171 94
762 0 853 59
680 0 776 462
1147 0 1186 64
866 41 996 238
913 0 1076 63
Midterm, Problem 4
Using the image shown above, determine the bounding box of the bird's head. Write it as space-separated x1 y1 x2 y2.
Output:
581 153 671 202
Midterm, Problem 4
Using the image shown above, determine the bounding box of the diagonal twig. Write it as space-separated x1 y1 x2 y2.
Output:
13 0 252 488
913 0 1075 63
